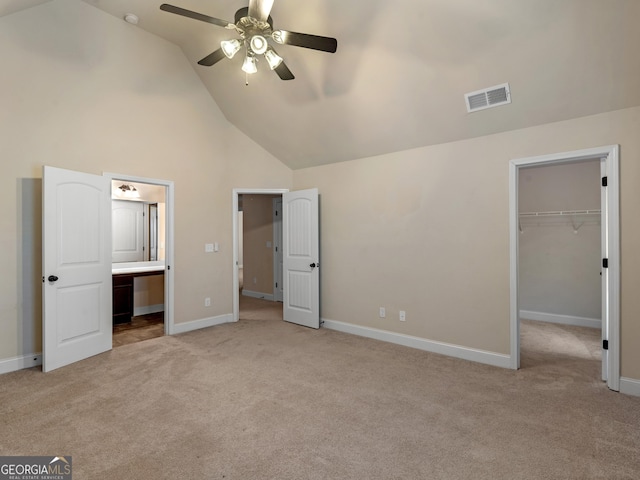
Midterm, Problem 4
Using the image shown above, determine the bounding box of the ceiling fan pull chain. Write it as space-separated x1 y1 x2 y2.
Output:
245 71 249 86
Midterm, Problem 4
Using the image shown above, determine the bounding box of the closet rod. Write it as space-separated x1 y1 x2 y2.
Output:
519 209 601 217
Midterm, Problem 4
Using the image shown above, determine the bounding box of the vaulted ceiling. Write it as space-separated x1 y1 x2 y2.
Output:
3 0 640 169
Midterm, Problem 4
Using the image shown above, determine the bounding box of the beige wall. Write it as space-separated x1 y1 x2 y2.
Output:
134 274 165 312
0 0 292 362
242 195 278 297
293 106 640 381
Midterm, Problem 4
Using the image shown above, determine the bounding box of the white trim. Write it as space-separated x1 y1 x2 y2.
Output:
0 353 42 375
520 310 601 329
232 188 289 322
509 160 520 369
241 290 275 301
509 145 620 390
104 173 176 336
322 319 511 369
172 314 233 335
620 377 640 397
603 147 620 391
133 304 165 317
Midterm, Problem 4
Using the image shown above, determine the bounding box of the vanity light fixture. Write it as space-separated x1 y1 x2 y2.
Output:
118 184 140 199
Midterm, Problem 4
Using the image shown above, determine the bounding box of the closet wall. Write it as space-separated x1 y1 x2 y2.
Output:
518 159 601 324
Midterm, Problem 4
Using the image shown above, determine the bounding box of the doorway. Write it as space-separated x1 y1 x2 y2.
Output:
234 190 286 322
517 159 602 380
106 173 175 344
233 187 320 328
509 145 620 391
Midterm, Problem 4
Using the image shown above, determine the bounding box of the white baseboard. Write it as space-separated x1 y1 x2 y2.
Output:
620 377 640 397
322 319 511 369
171 313 233 335
0 352 42 375
133 303 164 317
242 290 274 301
520 310 601 329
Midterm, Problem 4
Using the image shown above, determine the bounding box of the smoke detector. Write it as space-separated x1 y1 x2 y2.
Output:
124 13 139 25
465 83 511 113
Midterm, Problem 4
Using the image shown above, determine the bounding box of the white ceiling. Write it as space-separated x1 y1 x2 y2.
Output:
4 0 640 169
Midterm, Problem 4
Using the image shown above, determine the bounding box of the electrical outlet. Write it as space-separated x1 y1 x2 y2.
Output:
379 307 386 318
399 310 406 321
205 243 214 253
205 297 211 307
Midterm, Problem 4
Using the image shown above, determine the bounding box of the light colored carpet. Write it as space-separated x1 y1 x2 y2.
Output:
1 302 639 479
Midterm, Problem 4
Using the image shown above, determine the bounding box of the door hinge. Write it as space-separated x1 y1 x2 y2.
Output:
602 176 608 187
602 258 608 268
603 340 609 350
275 282 278 288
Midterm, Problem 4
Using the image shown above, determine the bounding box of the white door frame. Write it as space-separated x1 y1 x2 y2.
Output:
105 173 176 335
273 197 283 303
508 145 620 391
232 188 289 322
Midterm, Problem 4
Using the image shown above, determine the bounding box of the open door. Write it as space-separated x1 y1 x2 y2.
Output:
282 188 320 329
43 166 112 372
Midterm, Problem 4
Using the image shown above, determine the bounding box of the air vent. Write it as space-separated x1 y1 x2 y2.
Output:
465 83 511 113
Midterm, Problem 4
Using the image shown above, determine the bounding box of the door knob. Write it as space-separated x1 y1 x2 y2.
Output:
310 263 316 269
48 275 59 282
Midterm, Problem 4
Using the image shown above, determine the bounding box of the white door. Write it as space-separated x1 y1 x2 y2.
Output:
112 200 144 263
43 166 112 372
283 189 320 328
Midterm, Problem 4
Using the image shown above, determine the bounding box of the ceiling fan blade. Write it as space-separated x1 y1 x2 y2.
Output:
273 30 337 53
160 4 233 29
248 0 275 22
274 60 295 81
197 48 226 67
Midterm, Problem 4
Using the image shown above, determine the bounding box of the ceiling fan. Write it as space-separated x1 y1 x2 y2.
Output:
159 0 338 82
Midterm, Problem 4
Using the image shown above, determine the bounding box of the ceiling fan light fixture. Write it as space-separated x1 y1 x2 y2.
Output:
249 35 268 54
221 38 242 59
242 54 258 74
264 48 283 70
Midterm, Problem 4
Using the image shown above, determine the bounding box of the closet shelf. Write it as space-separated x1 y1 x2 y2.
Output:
518 209 601 234
519 209 601 217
